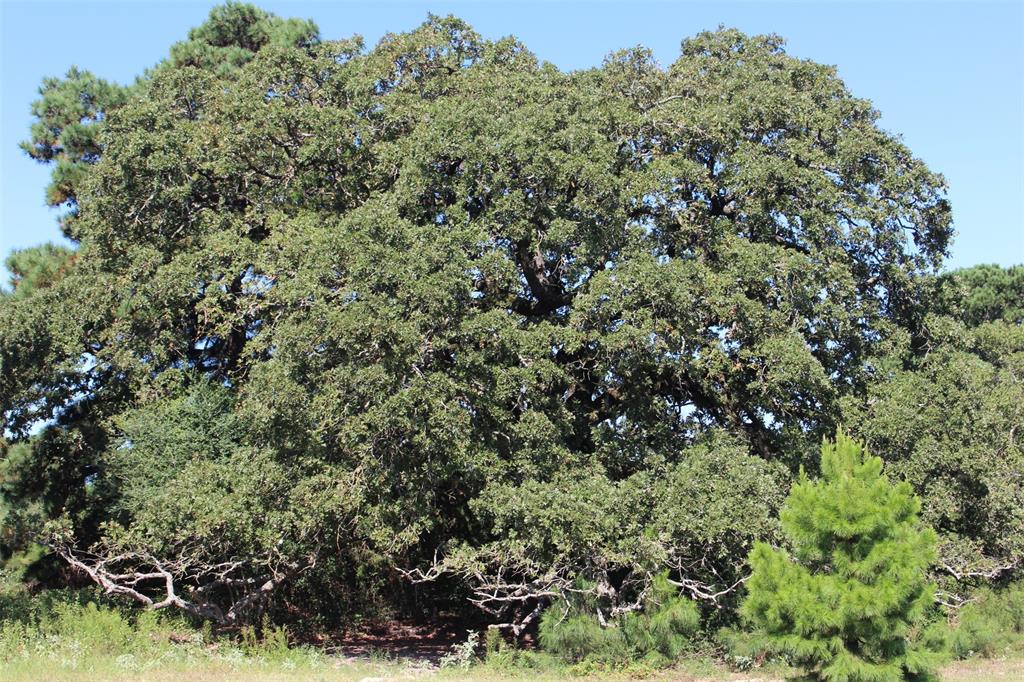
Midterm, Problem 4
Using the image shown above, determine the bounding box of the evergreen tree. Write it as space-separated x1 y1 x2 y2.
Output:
933 264 1024 326
743 432 941 681
20 67 128 226
2 244 75 300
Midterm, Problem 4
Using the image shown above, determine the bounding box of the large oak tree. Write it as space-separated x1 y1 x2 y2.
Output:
1 3 956 626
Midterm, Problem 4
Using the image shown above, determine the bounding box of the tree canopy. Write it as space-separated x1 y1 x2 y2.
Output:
3 2 1016 633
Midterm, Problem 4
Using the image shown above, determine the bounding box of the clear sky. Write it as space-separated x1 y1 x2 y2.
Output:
2 0 1022 274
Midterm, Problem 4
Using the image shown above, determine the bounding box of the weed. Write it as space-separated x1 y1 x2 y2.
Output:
440 628 479 669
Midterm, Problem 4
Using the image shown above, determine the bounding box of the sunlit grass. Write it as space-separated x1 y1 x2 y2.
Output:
2 587 1022 681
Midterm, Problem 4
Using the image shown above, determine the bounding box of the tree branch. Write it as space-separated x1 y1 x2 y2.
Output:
515 238 571 315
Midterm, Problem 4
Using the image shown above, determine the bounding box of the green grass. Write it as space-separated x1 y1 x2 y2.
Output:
0 613 398 682
2 585 1023 681
1 660 410 682
4 658 1023 681
0 585 403 682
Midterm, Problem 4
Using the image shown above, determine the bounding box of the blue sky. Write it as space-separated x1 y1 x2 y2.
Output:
2 1 1022 274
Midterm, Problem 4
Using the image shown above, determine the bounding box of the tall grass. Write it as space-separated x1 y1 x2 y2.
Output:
2 578 1023 680
0 583 376 680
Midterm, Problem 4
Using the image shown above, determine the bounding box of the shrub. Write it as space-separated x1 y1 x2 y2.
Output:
481 629 564 672
50 600 136 655
539 611 626 663
742 432 943 681
439 629 481 669
948 582 1024 659
538 573 699 665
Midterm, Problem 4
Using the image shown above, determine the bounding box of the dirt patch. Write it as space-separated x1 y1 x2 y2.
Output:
941 657 1024 681
326 621 469 665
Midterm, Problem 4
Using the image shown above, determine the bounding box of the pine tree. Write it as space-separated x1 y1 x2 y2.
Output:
742 432 941 681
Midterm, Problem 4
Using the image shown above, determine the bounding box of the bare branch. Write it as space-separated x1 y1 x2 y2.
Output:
48 538 315 627
941 559 1018 582
396 548 446 583
667 574 749 606
54 545 226 623
934 590 974 611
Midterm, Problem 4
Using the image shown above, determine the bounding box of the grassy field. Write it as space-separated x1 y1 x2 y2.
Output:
3 655 1024 681
3 587 1022 682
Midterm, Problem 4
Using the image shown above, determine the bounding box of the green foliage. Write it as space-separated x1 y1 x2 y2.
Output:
0 584 194 664
0 419 112 582
479 627 575 674
2 244 75 299
240 615 292 661
439 629 480 669
649 435 789 602
935 264 1024 326
167 1 319 77
539 610 626 664
19 67 127 216
947 582 1024 659
1 1 969 633
106 379 246 519
844 314 1024 579
538 574 700 666
743 432 942 681
0 584 346 678
455 435 785 629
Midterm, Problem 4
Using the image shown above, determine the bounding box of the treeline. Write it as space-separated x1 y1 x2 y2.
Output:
0 0 1021 652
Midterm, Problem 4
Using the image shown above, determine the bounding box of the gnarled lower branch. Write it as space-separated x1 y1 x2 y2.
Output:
667 574 748 605
50 541 308 626
55 545 228 623
664 551 750 606
941 559 1018 582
